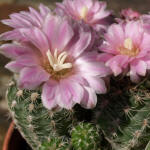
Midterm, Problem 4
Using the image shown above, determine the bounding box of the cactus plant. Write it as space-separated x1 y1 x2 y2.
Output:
7 77 150 150
93 77 150 150
7 81 75 149
2 0 150 150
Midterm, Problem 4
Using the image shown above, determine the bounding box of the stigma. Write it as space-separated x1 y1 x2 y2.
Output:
46 49 72 72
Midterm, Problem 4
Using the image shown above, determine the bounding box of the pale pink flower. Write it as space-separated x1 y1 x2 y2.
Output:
0 5 111 109
121 8 141 21
98 21 150 83
141 13 150 34
56 0 111 31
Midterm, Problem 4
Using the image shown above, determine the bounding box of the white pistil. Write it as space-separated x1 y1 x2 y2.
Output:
46 49 72 72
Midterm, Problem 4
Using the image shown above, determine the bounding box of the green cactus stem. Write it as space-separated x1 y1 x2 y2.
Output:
71 122 101 150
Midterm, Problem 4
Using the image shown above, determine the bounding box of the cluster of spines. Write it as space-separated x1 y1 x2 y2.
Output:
7 81 74 150
93 78 150 150
71 122 101 150
39 137 70 150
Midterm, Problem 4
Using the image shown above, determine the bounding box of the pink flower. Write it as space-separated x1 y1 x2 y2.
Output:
0 5 111 110
121 8 141 21
98 21 150 83
56 0 111 31
141 13 150 34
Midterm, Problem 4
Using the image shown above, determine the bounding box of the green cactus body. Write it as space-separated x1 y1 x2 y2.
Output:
7 81 74 150
71 122 101 150
94 78 150 150
7 77 150 150
39 137 70 150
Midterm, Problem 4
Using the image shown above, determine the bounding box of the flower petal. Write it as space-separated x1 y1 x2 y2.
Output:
130 64 140 83
18 66 50 90
42 80 58 110
84 76 107 94
62 79 84 103
5 54 39 72
0 44 34 59
68 31 91 57
20 27 49 55
56 82 75 109
81 86 97 109
135 60 147 76
106 55 129 76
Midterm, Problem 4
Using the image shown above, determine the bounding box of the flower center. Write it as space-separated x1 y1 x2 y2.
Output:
43 49 73 80
46 49 72 72
80 6 88 20
119 38 139 57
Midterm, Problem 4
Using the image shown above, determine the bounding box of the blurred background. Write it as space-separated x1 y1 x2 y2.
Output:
0 0 150 149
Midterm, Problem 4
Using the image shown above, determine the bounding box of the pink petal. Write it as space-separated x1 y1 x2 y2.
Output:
9 13 33 28
97 53 113 62
84 76 107 94
42 80 58 110
135 60 147 76
68 31 91 57
106 55 129 76
62 79 84 103
43 14 61 51
138 33 150 57
43 14 74 52
76 57 111 77
0 44 33 59
81 86 97 109
20 27 49 56
18 66 50 90
1 19 21 28
130 64 140 83
5 61 25 73
125 21 143 45
56 83 74 109
104 24 124 50
0 30 24 41
39 4 51 17
56 20 74 51
29 7 43 24
5 54 39 72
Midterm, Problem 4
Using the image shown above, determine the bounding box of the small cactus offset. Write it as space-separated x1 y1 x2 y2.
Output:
71 122 101 150
2 1 150 150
